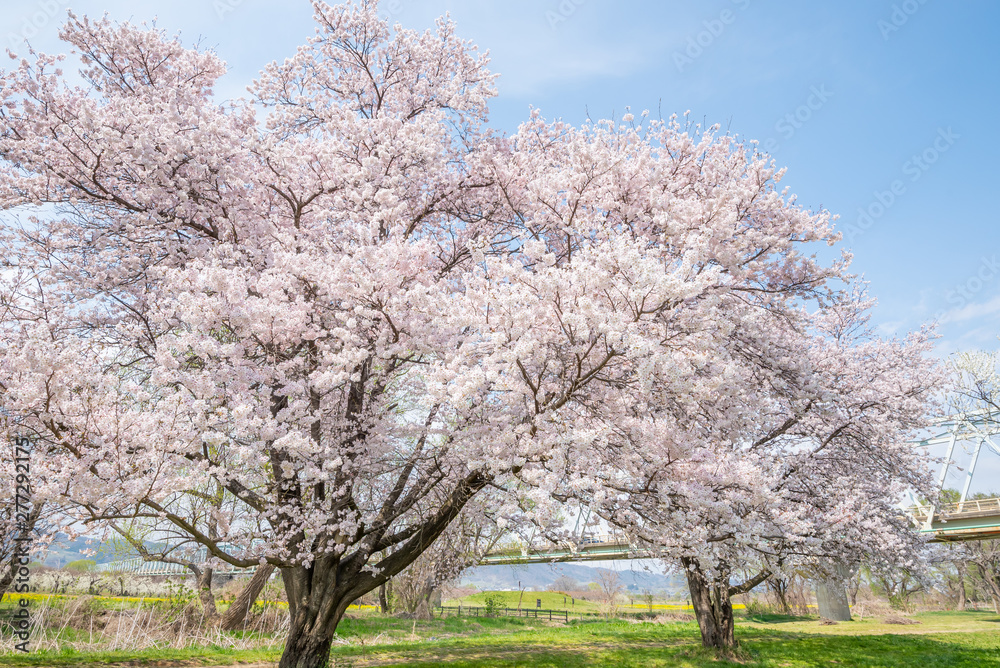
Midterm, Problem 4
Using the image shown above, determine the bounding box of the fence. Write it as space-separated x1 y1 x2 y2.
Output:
435 605 570 622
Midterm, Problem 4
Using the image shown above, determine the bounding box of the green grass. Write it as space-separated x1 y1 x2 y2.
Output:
323 612 1000 667
0 644 280 666
446 590 602 612
2 610 999 667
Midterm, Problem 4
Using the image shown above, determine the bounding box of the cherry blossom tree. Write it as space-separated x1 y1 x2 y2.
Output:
0 1 940 664
537 286 942 645
547 295 941 645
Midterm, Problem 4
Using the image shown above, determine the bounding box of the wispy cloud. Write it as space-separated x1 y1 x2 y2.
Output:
939 294 1000 325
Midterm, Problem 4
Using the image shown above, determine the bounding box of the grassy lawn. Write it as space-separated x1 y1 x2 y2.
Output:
322 612 1000 667
2 609 999 667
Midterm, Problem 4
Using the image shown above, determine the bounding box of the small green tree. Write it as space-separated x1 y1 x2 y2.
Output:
64 559 96 573
483 593 505 617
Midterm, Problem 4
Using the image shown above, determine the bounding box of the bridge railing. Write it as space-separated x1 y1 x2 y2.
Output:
96 556 257 576
484 533 629 556
948 497 1000 516
908 497 1000 521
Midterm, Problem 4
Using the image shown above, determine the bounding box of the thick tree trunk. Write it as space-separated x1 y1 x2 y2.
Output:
221 563 276 631
815 561 852 621
280 615 340 668
271 468 491 667
0 556 16 599
278 565 355 668
682 557 736 650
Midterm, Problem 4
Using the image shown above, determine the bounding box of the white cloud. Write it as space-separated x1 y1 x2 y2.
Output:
939 294 1000 325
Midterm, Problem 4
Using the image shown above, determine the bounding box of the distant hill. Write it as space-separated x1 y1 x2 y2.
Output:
458 561 687 596
36 534 117 568
37 534 168 569
38 535 687 598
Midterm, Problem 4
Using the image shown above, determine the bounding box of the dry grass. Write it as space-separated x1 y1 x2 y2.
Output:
652 611 696 623
853 597 897 621
882 615 921 625
0 594 289 654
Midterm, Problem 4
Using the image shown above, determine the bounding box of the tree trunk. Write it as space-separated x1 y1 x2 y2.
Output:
0 556 17 599
980 566 1000 615
221 563 276 631
415 577 434 620
815 561 852 621
682 556 736 649
0 501 45 600
281 622 337 668
378 581 389 614
847 570 860 607
768 577 792 615
278 564 355 668
272 469 491 667
195 566 217 622
955 561 967 611
281 613 340 668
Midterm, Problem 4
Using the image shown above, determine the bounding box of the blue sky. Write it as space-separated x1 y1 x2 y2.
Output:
3 0 999 492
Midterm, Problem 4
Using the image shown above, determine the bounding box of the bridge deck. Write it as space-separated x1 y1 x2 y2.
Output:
911 498 1000 542
97 499 1000 574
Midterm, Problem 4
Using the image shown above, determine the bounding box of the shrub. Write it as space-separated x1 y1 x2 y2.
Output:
483 593 505 617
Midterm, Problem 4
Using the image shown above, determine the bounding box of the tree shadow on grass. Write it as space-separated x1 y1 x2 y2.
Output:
331 630 1000 667
741 612 812 624
745 630 1000 668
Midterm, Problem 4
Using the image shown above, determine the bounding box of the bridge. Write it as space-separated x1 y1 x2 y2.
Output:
96 551 256 577
474 497 1000 565
97 411 1000 574
910 497 1000 542
906 410 1000 541
97 503 1000 574
478 533 647 566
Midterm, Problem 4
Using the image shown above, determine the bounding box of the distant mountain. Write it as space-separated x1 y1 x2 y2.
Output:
37 535 687 598
36 534 169 568
35 534 116 568
458 561 686 596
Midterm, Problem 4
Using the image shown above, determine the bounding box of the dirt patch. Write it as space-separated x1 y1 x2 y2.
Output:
327 640 704 667
882 616 921 625
185 665 276 668
58 664 276 668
